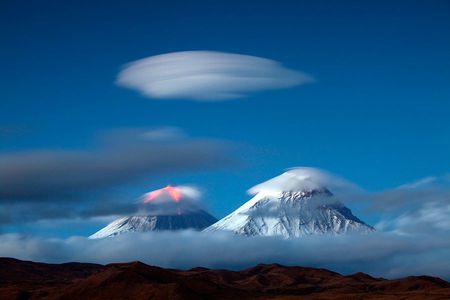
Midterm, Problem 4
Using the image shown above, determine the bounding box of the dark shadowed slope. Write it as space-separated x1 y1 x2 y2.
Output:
0 258 449 299
90 210 218 239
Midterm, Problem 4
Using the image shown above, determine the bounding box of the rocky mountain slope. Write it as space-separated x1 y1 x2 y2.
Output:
1 258 449 300
207 169 374 238
90 210 217 239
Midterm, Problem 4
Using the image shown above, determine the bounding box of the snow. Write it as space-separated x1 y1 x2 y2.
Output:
206 169 374 238
91 168 373 239
90 210 217 239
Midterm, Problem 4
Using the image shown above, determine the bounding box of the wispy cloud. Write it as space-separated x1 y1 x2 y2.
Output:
0 128 231 202
376 202 450 234
0 125 30 137
0 128 233 224
116 51 314 101
367 175 450 214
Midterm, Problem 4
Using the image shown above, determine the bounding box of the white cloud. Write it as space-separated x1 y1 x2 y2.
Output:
0 127 234 225
0 127 231 202
136 185 205 215
378 202 450 234
116 51 313 101
248 167 361 197
368 175 450 213
139 127 187 141
0 231 449 279
395 176 438 190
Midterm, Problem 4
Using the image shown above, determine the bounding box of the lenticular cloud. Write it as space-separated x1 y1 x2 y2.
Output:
248 167 360 197
116 51 313 101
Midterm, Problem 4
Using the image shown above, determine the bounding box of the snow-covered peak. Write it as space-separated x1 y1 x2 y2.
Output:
206 168 373 238
89 185 218 239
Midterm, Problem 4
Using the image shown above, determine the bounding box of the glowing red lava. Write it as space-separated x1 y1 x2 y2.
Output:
143 185 181 204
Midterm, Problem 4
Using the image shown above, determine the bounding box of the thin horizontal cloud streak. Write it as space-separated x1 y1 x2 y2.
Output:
116 51 314 101
0 128 233 202
0 200 138 225
367 176 450 214
376 202 450 234
0 186 209 225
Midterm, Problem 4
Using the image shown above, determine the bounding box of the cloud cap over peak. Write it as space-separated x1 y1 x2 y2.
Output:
138 185 205 215
248 167 360 197
116 51 313 101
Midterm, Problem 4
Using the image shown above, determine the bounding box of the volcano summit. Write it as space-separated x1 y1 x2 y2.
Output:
90 186 217 239
206 168 374 238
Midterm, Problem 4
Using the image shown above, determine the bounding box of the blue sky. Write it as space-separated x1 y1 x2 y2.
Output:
1 0 450 236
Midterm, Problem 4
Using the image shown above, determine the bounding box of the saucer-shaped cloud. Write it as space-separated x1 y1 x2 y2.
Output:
116 51 313 101
248 167 360 197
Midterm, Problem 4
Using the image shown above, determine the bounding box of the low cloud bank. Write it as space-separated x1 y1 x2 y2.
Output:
0 230 449 280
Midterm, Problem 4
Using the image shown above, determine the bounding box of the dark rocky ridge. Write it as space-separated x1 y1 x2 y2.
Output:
1 257 449 299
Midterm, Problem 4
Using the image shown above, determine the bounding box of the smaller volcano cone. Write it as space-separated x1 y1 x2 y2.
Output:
90 185 217 239
89 210 217 239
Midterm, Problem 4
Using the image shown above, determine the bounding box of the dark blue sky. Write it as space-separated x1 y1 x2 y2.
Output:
1 0 450 235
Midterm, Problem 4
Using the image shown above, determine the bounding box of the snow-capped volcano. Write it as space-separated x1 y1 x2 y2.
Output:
206 168 374 238
90 185 217 239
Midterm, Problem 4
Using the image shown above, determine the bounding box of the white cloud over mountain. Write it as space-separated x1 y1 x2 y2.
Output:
247 167 360 197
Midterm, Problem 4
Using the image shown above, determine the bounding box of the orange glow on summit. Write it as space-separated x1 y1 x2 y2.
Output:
143 185 182 204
